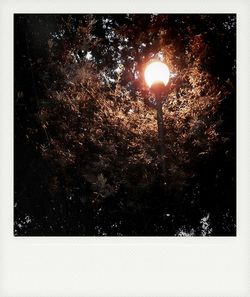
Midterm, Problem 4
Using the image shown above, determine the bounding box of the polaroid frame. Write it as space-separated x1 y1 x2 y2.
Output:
0 0 250 296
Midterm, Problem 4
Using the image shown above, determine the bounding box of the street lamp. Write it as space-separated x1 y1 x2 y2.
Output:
144 61 170 179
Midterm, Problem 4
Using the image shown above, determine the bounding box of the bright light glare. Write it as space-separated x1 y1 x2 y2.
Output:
144 61 170 88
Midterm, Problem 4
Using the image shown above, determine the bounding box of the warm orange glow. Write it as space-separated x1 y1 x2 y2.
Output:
144 61 170 88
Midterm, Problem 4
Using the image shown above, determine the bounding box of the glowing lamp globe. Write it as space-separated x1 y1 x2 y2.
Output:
144 61 170 88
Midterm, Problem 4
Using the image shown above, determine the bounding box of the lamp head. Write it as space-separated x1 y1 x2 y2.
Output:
144 61 170 89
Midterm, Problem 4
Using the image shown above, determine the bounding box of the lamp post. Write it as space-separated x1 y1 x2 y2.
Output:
144 61 170 179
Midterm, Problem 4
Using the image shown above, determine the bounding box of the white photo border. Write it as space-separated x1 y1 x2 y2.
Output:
1 0 250 296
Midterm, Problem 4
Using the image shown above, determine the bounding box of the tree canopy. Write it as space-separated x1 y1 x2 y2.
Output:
14 14 236 236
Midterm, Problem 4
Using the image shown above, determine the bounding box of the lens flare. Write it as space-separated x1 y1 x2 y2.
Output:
144 61 170 88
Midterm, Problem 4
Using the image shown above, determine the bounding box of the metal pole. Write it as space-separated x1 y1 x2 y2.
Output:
156 98 166 179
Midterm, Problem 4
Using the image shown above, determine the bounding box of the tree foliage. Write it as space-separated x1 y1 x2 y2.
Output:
14 14 236 235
